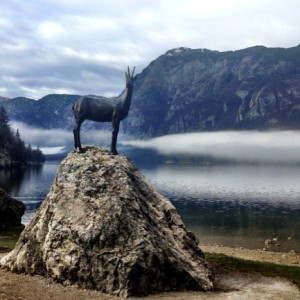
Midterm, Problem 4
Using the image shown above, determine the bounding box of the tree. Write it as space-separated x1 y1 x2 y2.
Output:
11 129 26 163
31 146 45 162
0 106 13 150
26 144 33 161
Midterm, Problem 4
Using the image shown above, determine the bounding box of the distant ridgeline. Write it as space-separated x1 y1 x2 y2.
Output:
1 45 300 136
0 106 45 168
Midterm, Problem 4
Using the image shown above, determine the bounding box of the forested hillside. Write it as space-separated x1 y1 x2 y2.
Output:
0 106 45 168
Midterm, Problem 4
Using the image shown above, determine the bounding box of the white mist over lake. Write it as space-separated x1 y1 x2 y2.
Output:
8 121 300 163
123 131 300 163
10 121 113 154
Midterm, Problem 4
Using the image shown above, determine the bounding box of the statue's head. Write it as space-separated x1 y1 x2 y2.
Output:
125 66 136 87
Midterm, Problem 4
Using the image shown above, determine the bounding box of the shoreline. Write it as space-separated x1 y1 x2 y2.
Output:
201 244 300 267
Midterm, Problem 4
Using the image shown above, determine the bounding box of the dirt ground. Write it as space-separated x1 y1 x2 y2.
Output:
1 246 300 300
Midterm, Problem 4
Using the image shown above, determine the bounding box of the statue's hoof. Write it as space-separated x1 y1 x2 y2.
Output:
110 150 118 155
76 147 85 153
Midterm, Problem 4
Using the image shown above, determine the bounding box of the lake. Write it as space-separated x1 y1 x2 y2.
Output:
1 160 300 252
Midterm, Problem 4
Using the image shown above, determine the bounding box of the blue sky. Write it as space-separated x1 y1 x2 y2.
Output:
1 0 299 99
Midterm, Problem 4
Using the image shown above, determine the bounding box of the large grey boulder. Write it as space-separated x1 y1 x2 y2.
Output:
0 146 213 297
0 188 25 228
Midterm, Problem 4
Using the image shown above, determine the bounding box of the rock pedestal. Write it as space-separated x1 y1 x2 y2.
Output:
0 146 213 297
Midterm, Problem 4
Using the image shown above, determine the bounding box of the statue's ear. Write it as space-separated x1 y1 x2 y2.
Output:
125 71 128 82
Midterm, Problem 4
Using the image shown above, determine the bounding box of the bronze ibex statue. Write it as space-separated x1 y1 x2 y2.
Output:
72 66 135 154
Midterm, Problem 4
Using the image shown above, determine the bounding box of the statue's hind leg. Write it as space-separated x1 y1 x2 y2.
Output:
111 115 120 155
73 120 84 153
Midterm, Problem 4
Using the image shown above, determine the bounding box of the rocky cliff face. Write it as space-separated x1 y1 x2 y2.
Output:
0 146 213 297
0 151 11 168
124 45 300 136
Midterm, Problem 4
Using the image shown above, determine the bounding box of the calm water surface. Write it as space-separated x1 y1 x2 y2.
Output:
0 162 58 224
1 161 300 252
142 164 300 252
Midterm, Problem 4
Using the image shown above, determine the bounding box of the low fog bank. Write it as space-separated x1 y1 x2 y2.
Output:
9 122 300 163
122 131 300 164
10 121 113 155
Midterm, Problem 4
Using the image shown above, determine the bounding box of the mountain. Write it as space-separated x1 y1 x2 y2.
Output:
0 96 9 102
1 45 300 136
124 45 300 136
2 94 79 129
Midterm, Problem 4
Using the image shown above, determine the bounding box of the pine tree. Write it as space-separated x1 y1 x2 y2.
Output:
0 106 13 150
36 146 45 162
26 144 33 161
11 129 26 163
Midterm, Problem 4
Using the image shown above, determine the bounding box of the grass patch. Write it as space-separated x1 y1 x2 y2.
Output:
0 226 23 252
205 252 300 289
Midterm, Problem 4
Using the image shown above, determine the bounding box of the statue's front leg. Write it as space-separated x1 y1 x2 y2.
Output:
111 119 120 155
110 148 118 155
73 127 84 153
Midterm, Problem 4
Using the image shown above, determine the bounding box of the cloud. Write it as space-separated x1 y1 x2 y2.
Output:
1 0 300 99
10 121 73 148
122 131 300 163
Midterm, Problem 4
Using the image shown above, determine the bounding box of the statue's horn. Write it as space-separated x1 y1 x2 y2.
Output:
131 66 136 77
127 66 130 76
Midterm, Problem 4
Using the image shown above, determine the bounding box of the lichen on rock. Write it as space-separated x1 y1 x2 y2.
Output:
0 146 213 297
